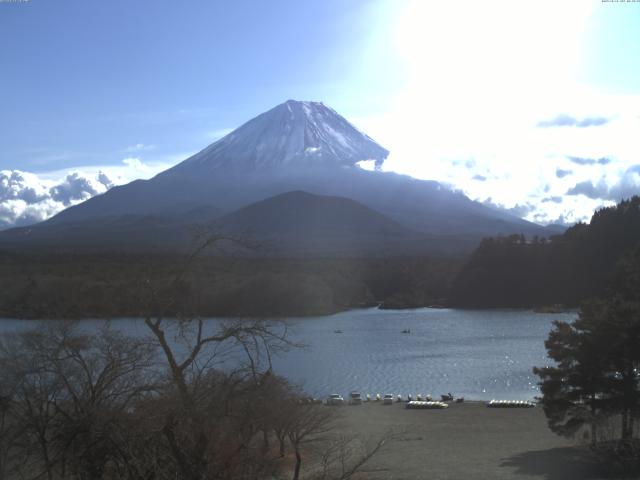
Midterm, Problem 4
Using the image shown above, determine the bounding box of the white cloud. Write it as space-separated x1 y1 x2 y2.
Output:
0 170 49 204
566 166 640 202
367 111 640 225
49 172 106 206
121 157 158 174
348 0 640 225
39 156 178 185
0 169 114 229
355 159 378 171
124 143 156 153
0 157 178 229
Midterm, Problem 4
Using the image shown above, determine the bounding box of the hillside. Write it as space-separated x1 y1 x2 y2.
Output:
450 196 640 308
212 190 424 256
1 100 552 256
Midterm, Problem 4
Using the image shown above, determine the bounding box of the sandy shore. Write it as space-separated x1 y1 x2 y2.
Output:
331 401 610 480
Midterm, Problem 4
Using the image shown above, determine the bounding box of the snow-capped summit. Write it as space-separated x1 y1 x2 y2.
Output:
31 100 552 245
167 100 389 174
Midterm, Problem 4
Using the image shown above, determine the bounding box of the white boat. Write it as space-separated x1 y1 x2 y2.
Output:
486 399 535 408
405 401 449 409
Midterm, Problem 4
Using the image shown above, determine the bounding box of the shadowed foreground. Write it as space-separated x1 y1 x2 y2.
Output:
333 402 617 480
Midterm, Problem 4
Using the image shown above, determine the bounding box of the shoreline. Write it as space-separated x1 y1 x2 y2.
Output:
0 304 580 322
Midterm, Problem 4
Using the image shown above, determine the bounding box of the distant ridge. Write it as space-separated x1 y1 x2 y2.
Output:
0 100 555 254
212 190 420 255
215 190 410 236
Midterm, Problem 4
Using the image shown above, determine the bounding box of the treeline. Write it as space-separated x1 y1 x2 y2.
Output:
8 198 639 317
0 318 391 479
450 196 640 308
0 252 461 319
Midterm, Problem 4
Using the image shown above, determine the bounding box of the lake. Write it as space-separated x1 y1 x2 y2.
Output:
0 308 577 401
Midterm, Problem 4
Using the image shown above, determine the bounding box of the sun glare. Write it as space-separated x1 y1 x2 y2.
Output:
360 0 603 222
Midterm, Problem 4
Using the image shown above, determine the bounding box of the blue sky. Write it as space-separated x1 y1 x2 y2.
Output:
1 0 640 227
1 0 396 169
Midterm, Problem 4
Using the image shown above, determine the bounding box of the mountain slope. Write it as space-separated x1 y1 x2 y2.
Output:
0 190 484 256
170 100 389 173
216 190 411 236
0 213 203 253
213 190 421 255
3 100 552 253
46 100 390 223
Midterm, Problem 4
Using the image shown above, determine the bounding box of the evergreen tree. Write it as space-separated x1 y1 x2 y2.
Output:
534 246 640 445
533 301 611 444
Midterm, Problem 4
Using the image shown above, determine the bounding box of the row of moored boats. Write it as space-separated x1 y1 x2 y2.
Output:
325 393 536 409
486 399 535 408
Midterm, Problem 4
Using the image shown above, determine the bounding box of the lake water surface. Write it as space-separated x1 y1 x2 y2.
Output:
0 308 577 401
272 308 577 401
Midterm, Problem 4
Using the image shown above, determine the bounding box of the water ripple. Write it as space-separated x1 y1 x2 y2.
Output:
272 308 577 400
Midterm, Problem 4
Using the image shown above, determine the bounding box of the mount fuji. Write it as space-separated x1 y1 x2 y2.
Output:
0 100 556 255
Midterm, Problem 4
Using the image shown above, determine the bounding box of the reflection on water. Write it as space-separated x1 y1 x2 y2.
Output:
271 308 577 400
0 308 577 401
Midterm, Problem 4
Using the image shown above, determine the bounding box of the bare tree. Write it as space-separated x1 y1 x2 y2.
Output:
313 431 399 480
0 321 156 480
0 234 394 480
280 399 399 480
286 402 337 480
140 234 298 479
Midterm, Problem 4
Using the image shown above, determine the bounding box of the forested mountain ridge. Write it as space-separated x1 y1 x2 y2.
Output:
450 196 640 308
